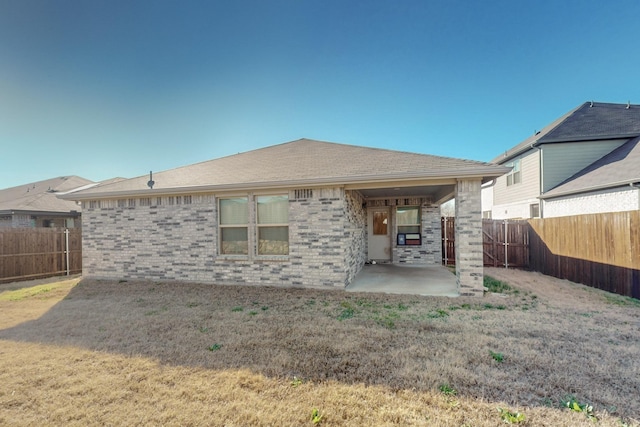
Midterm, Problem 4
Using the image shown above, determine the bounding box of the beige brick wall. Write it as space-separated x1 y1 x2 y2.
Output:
455 179 484 296
81 186 451 290
82 188 365 288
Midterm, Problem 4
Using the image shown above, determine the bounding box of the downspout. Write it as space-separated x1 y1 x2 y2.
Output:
537 145 544 218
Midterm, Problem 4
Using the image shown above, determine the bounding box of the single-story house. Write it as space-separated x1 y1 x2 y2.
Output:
60 139 508 296
0 176 94 228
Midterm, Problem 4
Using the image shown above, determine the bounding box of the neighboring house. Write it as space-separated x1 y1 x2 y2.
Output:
60 139 508 295
484 101 640 219
540 135 640 217
0 176 94 228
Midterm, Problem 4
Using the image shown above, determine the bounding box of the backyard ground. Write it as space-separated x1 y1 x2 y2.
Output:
0 268 639 426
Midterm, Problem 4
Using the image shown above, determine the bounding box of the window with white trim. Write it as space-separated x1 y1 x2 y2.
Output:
219 197 248 255
256 195 289 255
506 159 521 186
530 203 540 218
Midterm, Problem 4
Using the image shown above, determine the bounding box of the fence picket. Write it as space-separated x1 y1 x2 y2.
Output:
0 228 82 283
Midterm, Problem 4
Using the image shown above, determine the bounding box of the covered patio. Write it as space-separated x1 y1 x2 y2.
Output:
346 263 459 297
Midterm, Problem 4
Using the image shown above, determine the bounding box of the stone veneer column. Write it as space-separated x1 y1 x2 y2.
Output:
455 179 484 296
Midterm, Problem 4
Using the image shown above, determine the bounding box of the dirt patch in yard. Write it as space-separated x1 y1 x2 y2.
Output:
0 270 638 426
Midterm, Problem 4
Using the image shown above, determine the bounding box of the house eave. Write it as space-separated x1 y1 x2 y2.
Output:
59 167 509 201
540 179 640 200
538 133 640 144
494 134 640 165
0 209 82 217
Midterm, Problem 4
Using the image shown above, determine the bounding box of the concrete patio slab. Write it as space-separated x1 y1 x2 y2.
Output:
346 264 459 297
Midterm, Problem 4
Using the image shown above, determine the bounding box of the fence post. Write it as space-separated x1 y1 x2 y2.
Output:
65 228 70 276
443 216 448 266
504 220 509 269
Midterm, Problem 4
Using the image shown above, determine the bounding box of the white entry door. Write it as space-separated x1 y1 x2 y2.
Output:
368 207 391 261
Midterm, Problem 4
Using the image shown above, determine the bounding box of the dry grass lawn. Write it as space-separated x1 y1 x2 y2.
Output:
1 269 639 426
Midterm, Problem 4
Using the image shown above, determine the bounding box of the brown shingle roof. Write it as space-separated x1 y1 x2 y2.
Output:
65 139 508 199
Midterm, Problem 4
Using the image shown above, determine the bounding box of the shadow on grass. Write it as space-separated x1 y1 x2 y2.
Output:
1 277 639 418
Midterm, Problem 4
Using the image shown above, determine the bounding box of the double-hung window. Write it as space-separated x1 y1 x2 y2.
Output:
257 195 289 255
506 159 521 186
219 197 248 255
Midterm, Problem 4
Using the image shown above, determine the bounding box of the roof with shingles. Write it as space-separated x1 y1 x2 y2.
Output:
541 136 640 198
64 138 509 199
0 176 93 213
492 102 640 163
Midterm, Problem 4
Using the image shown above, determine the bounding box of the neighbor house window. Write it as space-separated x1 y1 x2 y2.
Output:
396 206 420 234
530 203 540 218
506 159 521 186
257 195 289 255
219 197 248 255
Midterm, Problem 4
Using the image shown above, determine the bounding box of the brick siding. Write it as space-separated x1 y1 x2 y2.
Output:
455 179 484 296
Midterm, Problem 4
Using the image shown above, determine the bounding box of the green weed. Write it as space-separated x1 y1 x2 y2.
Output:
337 307 354 321
207 343 222 351
484 276 512 293
489 350 504 363
603 293 640 307
427 309 449 319
439 383 457 396
498 408 526 424
562 396 597 421
231 306 243 312
311 408 323 424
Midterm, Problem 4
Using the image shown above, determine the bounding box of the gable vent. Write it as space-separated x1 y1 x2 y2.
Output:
294 189 313 200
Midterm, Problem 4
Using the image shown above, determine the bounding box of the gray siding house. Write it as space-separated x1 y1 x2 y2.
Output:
484 102 640 219
61 139 508 295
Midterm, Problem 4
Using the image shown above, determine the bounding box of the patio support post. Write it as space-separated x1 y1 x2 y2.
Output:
454 179 484 296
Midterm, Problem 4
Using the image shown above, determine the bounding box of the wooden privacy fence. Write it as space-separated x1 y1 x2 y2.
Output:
443 212 639 299
529 211 640 298
0 228 82 283
441 218 529 268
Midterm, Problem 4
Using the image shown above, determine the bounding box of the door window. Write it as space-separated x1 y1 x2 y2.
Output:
373 211 388 235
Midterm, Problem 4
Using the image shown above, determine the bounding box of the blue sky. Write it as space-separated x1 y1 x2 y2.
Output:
2 0 639 189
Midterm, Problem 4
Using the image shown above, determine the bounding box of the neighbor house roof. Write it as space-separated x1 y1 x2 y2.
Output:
493 102 640 163
61 139 509 200
540 135 640 199
0 176 94 214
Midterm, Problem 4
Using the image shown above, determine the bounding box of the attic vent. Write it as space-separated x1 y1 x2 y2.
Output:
294 189 313 199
